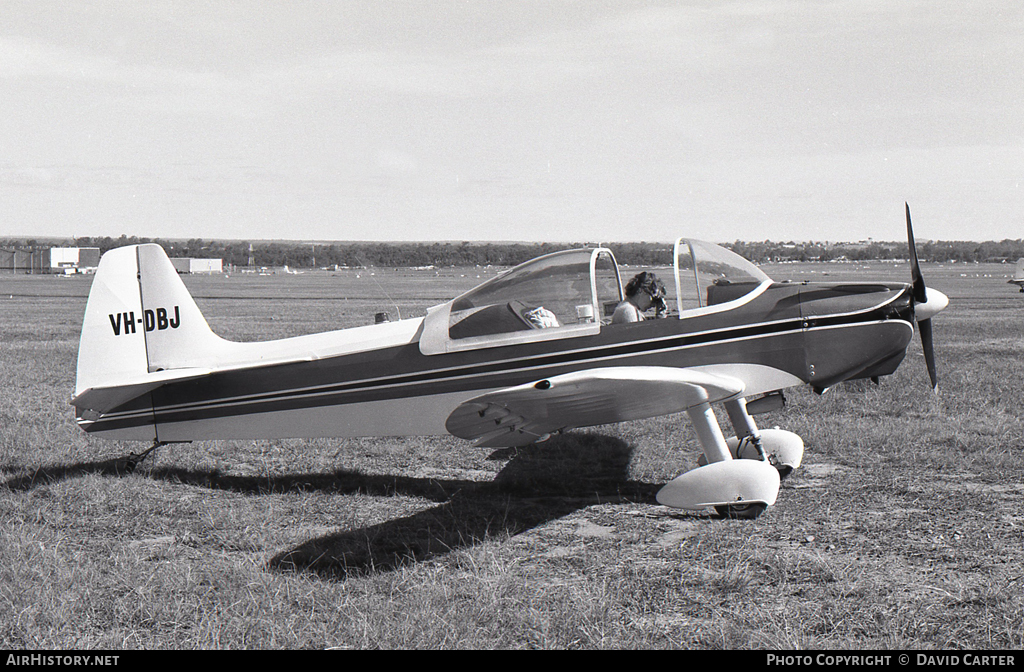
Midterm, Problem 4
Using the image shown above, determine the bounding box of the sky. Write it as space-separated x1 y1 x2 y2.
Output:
1 0 1022 244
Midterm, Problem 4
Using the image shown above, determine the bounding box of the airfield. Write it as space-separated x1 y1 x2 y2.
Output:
2 259 1023 648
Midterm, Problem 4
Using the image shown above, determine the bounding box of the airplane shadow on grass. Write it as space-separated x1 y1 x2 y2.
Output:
265 433 663 581
3 432 666 581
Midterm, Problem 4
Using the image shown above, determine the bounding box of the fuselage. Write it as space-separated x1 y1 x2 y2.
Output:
78 280 916 442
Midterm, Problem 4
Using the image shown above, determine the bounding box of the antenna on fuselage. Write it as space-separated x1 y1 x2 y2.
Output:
352 252 402 321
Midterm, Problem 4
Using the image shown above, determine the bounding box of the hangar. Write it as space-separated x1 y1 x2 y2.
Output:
170 258 223 274
0 247 100 274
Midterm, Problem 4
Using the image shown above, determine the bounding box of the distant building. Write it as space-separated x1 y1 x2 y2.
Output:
49 247 100 273
171 258 223 274
0 247 99 274
0 249 19 272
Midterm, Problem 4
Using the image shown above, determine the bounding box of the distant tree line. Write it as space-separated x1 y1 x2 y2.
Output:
728 239 1024 264
4 235 1024 268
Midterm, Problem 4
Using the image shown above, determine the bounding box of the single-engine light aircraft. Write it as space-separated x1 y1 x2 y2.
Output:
72 205 947 518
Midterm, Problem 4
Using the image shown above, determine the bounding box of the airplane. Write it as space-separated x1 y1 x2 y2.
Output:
71 204 948 519
1008 258 1024 292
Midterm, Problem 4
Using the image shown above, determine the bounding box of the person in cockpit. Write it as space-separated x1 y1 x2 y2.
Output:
612 271 667 324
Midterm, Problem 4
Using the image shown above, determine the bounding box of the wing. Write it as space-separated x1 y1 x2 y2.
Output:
445 366 744 447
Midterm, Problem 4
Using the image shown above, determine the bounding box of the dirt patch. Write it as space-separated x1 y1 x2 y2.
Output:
786 462 844 489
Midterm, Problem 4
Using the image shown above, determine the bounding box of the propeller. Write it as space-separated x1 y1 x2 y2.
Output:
905 203 948 393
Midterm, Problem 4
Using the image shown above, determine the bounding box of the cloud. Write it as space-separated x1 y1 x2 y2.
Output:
0 36 118 81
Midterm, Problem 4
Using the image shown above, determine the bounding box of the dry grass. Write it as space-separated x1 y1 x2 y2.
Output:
2 261 1024 649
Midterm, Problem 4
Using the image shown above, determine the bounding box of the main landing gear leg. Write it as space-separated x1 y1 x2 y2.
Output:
724 397 766 461
687 401 732 464
719 395 804 484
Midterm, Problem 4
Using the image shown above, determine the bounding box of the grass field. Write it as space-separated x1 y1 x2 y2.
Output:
2 259 1023 649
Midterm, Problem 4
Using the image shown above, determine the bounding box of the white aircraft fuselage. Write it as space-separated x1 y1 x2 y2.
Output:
74 252 916 443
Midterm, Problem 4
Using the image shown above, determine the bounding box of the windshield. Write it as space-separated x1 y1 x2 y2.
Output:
674 239 771 312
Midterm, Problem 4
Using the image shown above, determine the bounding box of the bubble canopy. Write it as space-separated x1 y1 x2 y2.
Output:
673 238 772 313
419 241 772 355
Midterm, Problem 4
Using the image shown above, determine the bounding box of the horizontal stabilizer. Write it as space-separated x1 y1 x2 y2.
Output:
446 366 744 447
71 367 212 416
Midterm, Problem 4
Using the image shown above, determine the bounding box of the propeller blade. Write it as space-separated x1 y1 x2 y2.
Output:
906 203 940 393
918 318 938 393
906 203 927 304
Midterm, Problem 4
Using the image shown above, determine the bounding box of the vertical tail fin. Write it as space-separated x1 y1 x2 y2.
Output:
75 244 224 399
